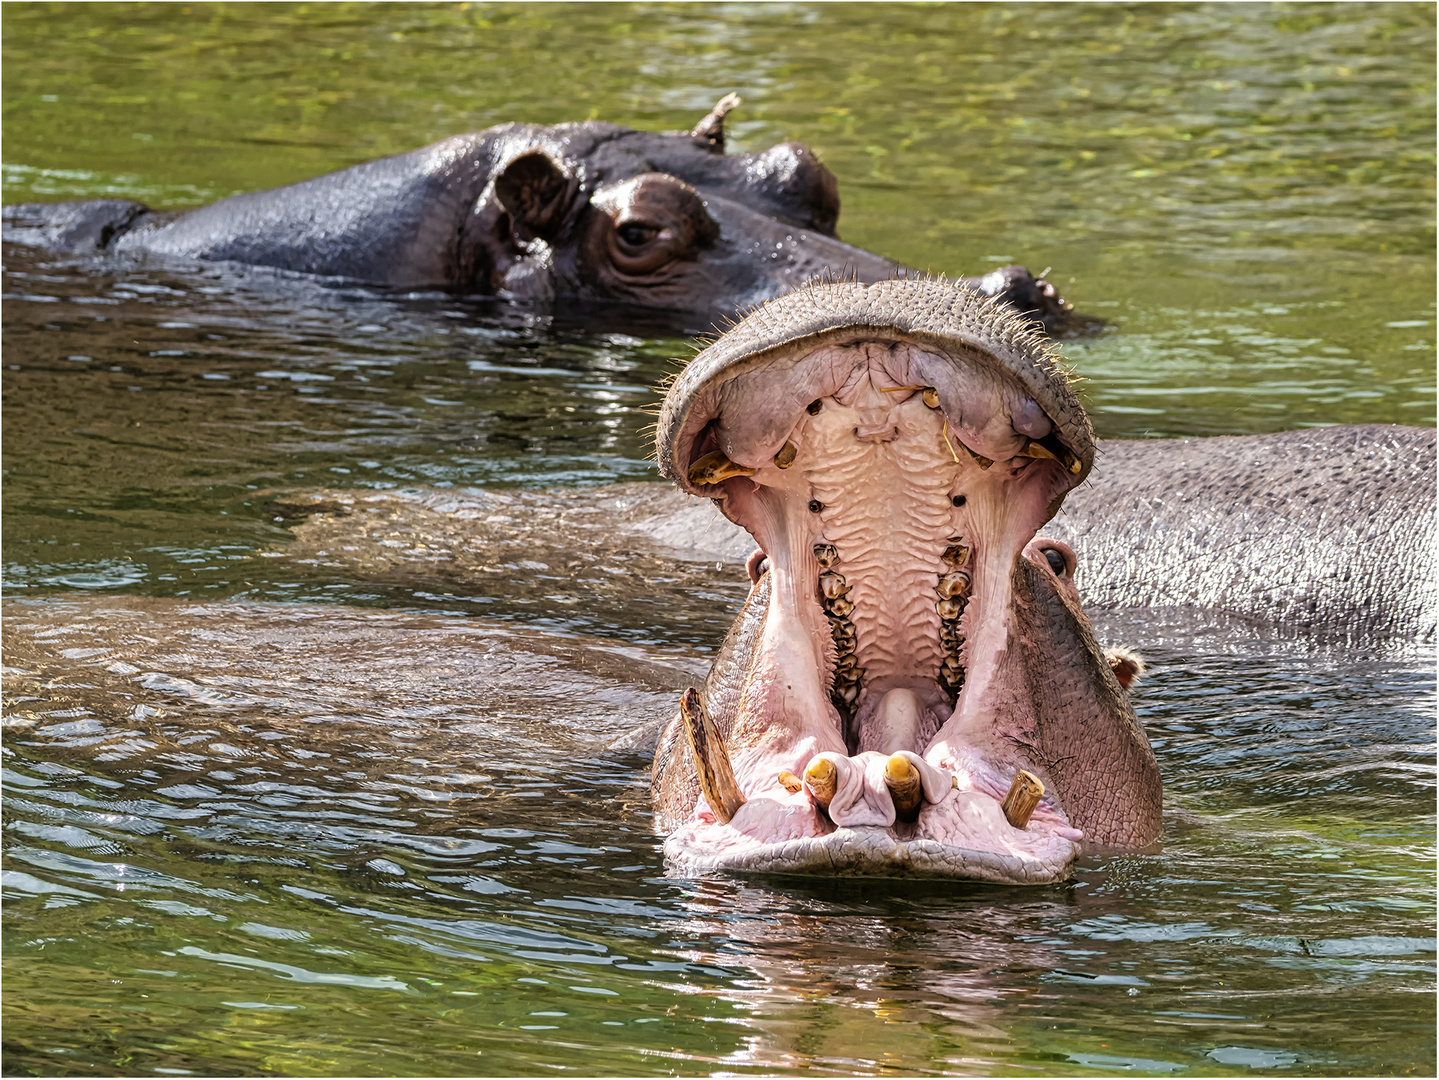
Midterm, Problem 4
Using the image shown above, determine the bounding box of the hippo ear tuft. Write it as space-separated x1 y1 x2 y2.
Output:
691 92 742 152
494 151 575 241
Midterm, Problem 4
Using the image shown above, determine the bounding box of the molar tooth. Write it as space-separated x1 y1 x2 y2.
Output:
836 682 860 705
777 771 803 794
687 450 756 486
884 754 924 821
937 597 964 620
1000 770 1045 829
773 441 798 469
922 387 940 409
819 572 849 600
942 544 970 567
804 758 838 810
813 543 839 568
935 571 971 599
679 688 746 825
827 596 855 618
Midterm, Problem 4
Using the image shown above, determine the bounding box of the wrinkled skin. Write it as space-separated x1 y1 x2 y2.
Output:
1 97 1070 329
651 278 1161 882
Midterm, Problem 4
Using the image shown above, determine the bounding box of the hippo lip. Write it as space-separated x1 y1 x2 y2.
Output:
646 278 1164 883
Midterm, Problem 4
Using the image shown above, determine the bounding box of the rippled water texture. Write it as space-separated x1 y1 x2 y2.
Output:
3 3 1435 1076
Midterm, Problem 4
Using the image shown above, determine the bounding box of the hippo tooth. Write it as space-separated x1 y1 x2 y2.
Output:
958 439 993 470
679 687 746 825
777 770 803 794
922 387 940 409
774 441 798 469
941 544 970 567
884 754 925 821
686 450 756 486
803 758 838 810
936 571 971 599
836 682 860 705
826 596 855 618
819 572 849 600
1018 436 1083 475
937 597 964 620
813 542 839 568
1000 770 1045 830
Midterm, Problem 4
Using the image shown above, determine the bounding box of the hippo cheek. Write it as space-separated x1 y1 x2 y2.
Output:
651 278 1161 882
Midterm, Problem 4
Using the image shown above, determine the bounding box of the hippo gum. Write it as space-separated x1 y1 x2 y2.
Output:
651 277 1162 882
2 96 1070 328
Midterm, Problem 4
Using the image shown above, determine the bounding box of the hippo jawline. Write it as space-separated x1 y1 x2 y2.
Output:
651 279 1161 884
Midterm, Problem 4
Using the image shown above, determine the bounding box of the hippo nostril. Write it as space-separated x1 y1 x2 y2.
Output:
1042 547 1066 576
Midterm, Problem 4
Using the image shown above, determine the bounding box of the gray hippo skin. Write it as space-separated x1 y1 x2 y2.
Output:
1 96 1067 328
649 278 1161 883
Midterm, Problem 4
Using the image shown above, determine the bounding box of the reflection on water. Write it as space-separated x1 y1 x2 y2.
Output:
2 2 1435 1076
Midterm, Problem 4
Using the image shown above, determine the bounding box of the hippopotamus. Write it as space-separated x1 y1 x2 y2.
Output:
649 277 1161 883
1 96 1068 329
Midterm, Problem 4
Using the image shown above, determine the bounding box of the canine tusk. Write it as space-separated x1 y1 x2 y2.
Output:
1001 770 1045 829
773 441 798 469
687 450 756 486
884 754 924 821
679 688 745 824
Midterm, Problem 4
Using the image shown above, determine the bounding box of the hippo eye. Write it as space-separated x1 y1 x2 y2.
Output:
617 222 659 248
1042 547 1067 576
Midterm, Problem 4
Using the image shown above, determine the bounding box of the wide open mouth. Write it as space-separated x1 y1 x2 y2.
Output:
653 280 1106 883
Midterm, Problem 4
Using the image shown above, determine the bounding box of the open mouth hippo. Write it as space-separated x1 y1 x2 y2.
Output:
650 278 1162 882
2 96 1068 329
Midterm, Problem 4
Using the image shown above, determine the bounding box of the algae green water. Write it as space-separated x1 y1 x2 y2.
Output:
2 3 1434 1076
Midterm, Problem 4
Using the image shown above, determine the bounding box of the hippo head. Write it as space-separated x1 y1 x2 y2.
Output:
464 96 897 318
651 278 1161 882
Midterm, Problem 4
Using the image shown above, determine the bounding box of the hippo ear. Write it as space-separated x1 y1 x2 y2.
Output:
494 151 575 241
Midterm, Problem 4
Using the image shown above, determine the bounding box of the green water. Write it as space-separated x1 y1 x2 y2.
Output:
2 3 1435 1076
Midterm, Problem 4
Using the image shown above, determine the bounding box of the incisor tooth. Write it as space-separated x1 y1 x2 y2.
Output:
777 771 803 794
679 688 746 824
687 450 756 486
884 754 924 820
1000 770 1045 829
773 441 798 469
804 758 838 809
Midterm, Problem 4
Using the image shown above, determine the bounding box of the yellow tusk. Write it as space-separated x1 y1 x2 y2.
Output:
773 441 798 469
883 754 924 821
1000 770 1045 829
679 688 746 824
687 450 756 486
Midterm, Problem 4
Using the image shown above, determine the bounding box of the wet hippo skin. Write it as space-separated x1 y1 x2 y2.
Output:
0 96 1070 329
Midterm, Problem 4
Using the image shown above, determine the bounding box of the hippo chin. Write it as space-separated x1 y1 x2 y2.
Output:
1 96 1069 329
650 278 1161 883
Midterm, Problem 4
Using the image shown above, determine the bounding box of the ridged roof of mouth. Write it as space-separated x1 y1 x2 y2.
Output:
650 278 1153 883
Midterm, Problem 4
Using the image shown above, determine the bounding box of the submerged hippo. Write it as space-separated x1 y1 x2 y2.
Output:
650 278 1161 882
1 96 1068 328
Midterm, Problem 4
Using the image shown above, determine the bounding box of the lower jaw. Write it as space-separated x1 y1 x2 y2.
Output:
664 824 1079 884
665 778 1081 884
